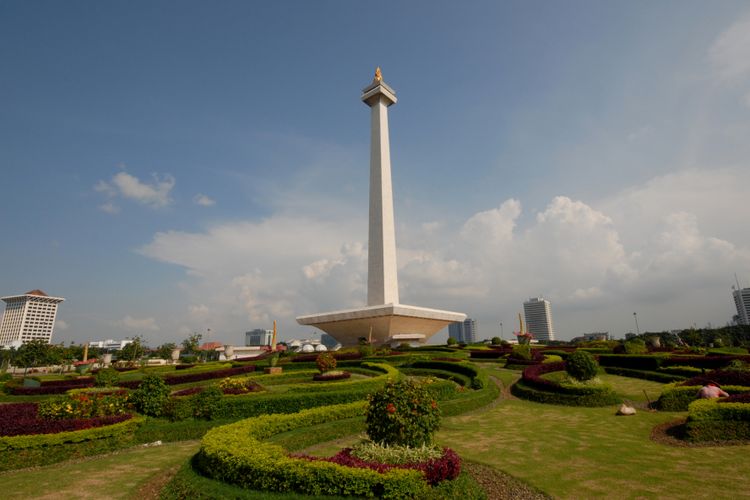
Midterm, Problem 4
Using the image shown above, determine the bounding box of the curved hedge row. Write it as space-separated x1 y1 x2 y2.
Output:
656 384 750 411
686 398 750 442
0 415 144 472
195 402 431 498
511 363 620 407
602 366 685 383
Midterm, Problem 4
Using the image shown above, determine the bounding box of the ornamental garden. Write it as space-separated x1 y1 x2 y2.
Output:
1 335 750 499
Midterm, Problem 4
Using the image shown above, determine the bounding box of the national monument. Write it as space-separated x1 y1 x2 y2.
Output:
296 69 466 346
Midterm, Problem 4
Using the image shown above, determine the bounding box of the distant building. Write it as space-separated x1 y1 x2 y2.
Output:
245 329 273 347
523 297 555 342
320 333 341 350
88 339 134 351
571 332 609 343
448 318 478 344
733 287 750 326
0 289 65 346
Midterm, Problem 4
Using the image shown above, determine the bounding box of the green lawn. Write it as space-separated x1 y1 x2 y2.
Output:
438 369 750 499
0 440 199 499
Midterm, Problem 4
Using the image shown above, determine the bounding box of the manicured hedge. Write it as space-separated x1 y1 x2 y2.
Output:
195 402 431 498
686 398 750 442
661 355 750 370
399 368 472 387
656 384 750 411
597 354 665 371
681 369 750 388
602 366 685 383
291 352 363 363
118 364 258 389
469 350 504 359
313 372 352 381
0 414 143 471
511 380 621 407
5 377 95 395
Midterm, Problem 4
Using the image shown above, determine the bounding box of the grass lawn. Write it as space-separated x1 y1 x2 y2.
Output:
0 440 199 499
438 369 750 499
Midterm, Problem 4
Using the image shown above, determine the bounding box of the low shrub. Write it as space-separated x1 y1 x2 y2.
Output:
510 344 533 361
175 364 196 370
565 351 599 381
681 369 750 388
316 352 337 373
511 380 621 407
349 440 444 464
468 350 504 359
598 354 665 371
722 393 750 404
543 354 564 364
171 387 204 397
196 402 433 498
657 384 750 411
658 365 703 377
624 339 648 354
602 366 685 383
130 375 170 417
662 355 750 370
291 351 363 363
298 446 461 486
365 379 440 447
5 377 95 395
37 390 129 419
313 371 351 381
94 368 120 388
686 398 750 441
193 386 223 420
0 402 134 438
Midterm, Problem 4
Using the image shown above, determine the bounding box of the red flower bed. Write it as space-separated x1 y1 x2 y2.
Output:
118 365 258 389
0 403 132 437
312 371 351 381
7 381 96 395
294 447 461 486
720 392 750 404
681 369 750 388
292 352 363 363
171 387 204 397
40 377 94 387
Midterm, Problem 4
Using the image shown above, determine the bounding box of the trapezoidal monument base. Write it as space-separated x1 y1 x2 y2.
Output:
296 304 466 347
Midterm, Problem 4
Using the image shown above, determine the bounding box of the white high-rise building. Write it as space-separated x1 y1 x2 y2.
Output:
523 297 555 342
0 290 65 345
734 287 750 326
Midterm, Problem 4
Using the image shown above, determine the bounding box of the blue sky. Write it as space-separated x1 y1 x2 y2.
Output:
2 1 750 345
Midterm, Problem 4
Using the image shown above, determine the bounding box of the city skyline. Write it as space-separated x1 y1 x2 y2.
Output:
2 2 750 344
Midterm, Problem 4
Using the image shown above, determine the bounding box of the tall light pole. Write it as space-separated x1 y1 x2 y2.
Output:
500 322 504 340
633 312 640 336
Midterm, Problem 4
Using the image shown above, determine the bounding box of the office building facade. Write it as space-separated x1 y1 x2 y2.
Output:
448 318 478 344
245 328 273 347
523 297 555 342
0 290 65 345
734 288 750 326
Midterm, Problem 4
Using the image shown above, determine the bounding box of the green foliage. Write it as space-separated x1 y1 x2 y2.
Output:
709 347 749 355
446 337 458 346
316 352 337 373
543 354 564 364
15 340 57 372
656 384 750 411
365 379 440 447
181 333 203 356
196 402 431 498
602 366 685 383
268 353 280 367
120 336 145 363
511 380 621 407
37 390 129 419
193 386 223 420
624 339 648 354
350 440 443 464
511 344 532 361
218 377 250 392
155 342 178 360
491 337 502 345
130 374 170 417
94 367 120 387
597 354 665 371
686 398 750 441
358 344 374 357
565 351 599 381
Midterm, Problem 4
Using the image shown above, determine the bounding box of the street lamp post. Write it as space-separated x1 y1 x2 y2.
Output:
500 322 503 340
633 312 640 336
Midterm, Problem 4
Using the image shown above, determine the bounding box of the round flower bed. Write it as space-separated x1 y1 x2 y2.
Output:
0 403 133 437
312 370 351 381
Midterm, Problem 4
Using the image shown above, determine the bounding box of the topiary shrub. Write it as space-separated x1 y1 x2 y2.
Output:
565 351 599 381
94 368 120 388
491 337 502 345
365 380 440 447
193 386 223 420
624 338 648 354
511 344 532 361
316 352 337 373
446 337 458 346
130 374 170 417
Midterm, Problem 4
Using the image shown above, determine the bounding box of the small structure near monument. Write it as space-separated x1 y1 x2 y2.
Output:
297 70 465 346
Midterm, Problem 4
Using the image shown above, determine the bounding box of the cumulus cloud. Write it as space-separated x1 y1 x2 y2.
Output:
120 315 160 331
193 194 216 207
95 171 175 209
137 165 750 340
99 202 120 214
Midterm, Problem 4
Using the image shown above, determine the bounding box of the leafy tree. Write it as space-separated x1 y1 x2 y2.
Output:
565 350 599 381
181 333 202 355
155 342 177 360
490 337 501 345
15 340 55 375
120 335 145 363
131 374 170 417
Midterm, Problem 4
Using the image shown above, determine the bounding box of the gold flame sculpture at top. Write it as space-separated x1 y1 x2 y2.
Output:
374 66 382 82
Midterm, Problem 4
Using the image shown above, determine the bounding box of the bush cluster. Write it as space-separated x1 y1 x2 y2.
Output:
565 351 599 381
597 354 664 371
514 362 620 407
37 390 129 419
681 369 750 388
602 366 685 383
365 379 440 447
292 351 362 363
686 398 750 441
130 375 170 417
6 377 95 395
349 440 443 464
118 364 258 389
656 384 750 411
316 352 337 373
94 368 120 388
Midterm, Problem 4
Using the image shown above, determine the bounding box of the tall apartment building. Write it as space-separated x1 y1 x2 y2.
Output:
734 287 750 326
0 290 65 346
448 318 478 344
523 297 555 342
245 328 273 347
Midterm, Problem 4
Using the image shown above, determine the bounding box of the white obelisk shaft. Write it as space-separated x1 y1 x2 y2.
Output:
362 72 399 306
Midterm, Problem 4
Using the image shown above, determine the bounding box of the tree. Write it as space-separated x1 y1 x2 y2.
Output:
120 336 145 364
155 343 177 360
15 340 55 375
181 333 202 355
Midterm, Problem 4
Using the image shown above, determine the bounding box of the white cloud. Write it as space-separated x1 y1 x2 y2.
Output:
95 171 175 209
189 304 210 317
99 202 120 214
138 166 750 340
709 14 750 81
120 315 160 331
193 194 216 207
55 319 69 331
